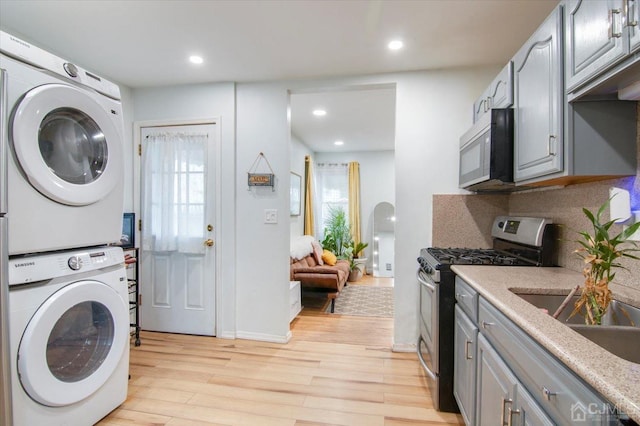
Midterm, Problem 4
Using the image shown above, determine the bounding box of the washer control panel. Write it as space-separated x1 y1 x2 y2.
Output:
8 246 125 285
67 256 83 271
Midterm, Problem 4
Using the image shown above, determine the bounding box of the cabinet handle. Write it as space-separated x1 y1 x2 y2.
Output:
610 8 623 38
507 407 521 426
542 386 557 401
481 320 494 329
465 339 473 360
547 135 556 156
500 397 513 426
625 0 638 26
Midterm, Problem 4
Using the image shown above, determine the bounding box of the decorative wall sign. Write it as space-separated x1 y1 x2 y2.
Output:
247 152 275 189
248 173 275 187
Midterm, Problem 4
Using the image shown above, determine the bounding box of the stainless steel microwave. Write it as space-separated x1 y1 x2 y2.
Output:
459 108 514 191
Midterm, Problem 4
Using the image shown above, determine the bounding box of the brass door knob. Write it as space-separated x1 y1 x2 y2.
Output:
204 239 215 247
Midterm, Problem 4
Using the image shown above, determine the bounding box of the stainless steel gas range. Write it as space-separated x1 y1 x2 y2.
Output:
416 216 558 413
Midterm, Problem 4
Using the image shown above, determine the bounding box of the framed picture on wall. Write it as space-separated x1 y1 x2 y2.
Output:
290 172 301 216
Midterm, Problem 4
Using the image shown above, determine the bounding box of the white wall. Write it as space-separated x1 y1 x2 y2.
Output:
391 68 498 348
125 66 498 348
315 150 395 272
290 134 313 237
235 82 291 342
131 82 238 339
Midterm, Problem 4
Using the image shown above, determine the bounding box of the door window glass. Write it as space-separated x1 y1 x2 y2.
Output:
46 301 114 382
38 107 108 184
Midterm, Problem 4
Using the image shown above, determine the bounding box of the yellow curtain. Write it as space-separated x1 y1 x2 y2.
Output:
303 155 315 236
348 161 361 245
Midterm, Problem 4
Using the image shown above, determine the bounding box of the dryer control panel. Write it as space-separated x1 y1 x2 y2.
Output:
0 31 121 100
8 246 125 285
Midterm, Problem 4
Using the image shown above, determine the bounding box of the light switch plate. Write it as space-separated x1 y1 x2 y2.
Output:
264 209 278 224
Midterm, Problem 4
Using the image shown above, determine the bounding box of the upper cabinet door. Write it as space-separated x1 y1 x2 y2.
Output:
472 62 513 123
565 0 627 92
487 62 514 110
629 0 640 53
513 6 564 183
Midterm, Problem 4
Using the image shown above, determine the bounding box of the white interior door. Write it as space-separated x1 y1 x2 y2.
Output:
139 124 217 335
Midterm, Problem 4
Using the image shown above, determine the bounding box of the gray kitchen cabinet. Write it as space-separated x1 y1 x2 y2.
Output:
476 334 517 426
565 0 640 94
472 62 513 123
515 378 556 426
513 6 564 183
454 306 477 426
479 296 616 425
630 0 640 53
476 334 553 426
564 0 629 92
454 275 622 425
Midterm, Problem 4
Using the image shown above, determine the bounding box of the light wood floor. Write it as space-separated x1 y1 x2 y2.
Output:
99 275 464 425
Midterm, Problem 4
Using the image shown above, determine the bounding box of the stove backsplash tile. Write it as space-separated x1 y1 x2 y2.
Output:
432 194 508 248
433 103 640 292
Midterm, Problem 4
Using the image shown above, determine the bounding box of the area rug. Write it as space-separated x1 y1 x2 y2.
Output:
324 286 394 318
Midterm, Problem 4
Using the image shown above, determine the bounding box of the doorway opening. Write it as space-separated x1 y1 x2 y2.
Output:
288 84 396 319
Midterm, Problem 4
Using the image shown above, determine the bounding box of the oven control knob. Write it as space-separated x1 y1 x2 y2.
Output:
68 256 83 271
498 221 505 229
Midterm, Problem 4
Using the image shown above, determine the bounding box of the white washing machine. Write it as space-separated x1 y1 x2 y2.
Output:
8 246 129 426
0 31 124 255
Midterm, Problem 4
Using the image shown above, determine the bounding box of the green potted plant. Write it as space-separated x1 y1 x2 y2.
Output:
321 206 352 259
569 199 640 325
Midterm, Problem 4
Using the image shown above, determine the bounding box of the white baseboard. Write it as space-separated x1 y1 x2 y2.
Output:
235 330 291 344
392 342 417 353
216 331 236 340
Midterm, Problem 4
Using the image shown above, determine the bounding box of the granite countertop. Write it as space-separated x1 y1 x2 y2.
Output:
450 265 640 423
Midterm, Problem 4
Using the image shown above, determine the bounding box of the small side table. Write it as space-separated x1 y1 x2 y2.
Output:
289 281 302 322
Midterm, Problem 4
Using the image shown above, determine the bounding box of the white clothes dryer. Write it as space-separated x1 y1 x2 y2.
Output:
8 246 129 426
0 31 124 255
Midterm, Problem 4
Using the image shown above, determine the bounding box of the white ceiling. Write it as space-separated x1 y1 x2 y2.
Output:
291 87 396 152
0 0 559 152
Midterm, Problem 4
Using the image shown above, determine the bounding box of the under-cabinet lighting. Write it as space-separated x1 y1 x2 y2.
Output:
334 140 344 146
312 109 327 117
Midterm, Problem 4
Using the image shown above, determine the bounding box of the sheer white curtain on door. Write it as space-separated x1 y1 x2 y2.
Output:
142 132 208 254
313 162 349 240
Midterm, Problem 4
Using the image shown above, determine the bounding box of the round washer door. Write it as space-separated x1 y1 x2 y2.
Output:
12 83 123 206
18 280 128 407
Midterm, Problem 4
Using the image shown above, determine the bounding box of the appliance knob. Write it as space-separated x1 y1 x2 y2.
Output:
63 62 79 78
67 256 83 271
498 221 505 229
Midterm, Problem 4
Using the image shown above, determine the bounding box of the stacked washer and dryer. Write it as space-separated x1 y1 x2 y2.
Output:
0 31 129 425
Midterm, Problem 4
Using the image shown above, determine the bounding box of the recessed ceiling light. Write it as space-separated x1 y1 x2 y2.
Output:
189 55 204 64
334 140 344 146
388 40 404 51
313 109 327 117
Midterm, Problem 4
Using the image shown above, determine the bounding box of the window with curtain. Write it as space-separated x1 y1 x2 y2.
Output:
142 132 208 254
314 163 349 241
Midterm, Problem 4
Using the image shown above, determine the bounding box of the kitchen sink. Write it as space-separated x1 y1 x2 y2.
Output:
510 291 640 363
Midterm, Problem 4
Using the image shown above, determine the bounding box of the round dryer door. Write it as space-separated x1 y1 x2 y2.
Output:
17 280 128 407
12 83 123 206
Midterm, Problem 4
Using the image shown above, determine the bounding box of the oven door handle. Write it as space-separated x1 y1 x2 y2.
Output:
416 336 436 380
416 270 436 292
